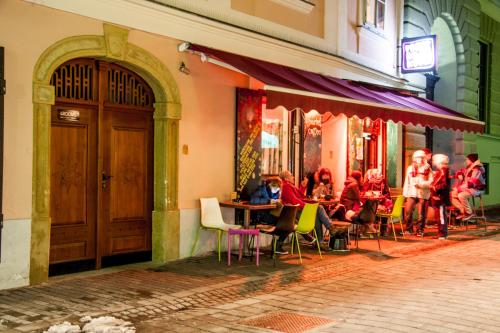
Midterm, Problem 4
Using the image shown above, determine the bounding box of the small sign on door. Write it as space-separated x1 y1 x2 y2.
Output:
58 109 80 122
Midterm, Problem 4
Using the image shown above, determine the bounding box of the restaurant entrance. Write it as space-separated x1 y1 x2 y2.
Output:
49 58 154 270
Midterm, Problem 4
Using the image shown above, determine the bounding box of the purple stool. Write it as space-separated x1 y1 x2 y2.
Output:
227 228 260 266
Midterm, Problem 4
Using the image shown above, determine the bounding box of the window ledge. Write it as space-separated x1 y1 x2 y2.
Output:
269 0 315 14
357 23 387 40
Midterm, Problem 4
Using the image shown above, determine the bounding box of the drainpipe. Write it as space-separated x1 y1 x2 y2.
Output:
0 47 4 262
424 73 440 150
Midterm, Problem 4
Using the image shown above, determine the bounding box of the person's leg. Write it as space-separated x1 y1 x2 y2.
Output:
404 197 417 232
379 217 388 236
276 233 289 254
417 198 428 234
451 189 464 214
458 191 473 215
315 206 332 242
438 205 447 238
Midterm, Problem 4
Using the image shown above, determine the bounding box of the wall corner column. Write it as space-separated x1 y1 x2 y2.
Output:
30 82 55 284
152 101 181 264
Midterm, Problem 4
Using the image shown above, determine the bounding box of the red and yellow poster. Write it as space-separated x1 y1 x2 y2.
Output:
236 88 264 200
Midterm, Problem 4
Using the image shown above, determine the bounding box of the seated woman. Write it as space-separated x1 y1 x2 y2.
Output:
340 171 377 235
363 168 393 236
312 168 335 200
340 171 362 213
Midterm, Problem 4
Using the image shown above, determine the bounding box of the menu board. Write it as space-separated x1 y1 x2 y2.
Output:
236 88 264 200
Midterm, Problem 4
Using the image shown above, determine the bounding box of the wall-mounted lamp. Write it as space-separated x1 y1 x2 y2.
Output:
177 42 191 52
179 61 191 75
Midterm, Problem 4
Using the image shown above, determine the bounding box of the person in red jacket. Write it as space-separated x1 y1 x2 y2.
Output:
279 170 335 245
451 153 486 221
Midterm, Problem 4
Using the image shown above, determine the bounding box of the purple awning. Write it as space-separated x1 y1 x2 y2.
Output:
189 44 484 133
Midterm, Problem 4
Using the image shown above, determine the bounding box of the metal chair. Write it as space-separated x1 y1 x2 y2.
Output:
468 193 487 231
191 197 241 261
290 203 321 263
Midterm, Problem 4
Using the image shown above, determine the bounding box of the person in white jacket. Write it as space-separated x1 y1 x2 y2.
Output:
403 150 434 236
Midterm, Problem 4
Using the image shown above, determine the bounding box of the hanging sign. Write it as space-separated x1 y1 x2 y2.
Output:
401 35 437 74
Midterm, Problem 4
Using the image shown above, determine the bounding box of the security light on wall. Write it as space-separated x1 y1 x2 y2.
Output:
177 42 191 52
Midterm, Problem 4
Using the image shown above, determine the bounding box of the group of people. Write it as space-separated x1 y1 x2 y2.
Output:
403 149 485 239
249 149 485 253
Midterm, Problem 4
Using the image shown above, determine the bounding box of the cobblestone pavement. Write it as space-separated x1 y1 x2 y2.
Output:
0 221 499 333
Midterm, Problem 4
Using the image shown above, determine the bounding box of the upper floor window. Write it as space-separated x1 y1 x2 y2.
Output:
365 0 385 30
478 41 490 133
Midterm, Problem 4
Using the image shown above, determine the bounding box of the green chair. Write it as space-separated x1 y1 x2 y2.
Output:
376 195 405 241
191 197 241 261
290 203 321 263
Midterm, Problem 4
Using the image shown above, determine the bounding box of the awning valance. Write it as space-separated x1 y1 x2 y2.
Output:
189 44 484 133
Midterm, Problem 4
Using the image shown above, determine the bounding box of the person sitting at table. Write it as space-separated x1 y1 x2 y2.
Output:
340 170 362 212
363 168 393 236
249 177 282 226
339 171 378 235
312 167 335 200
279 170 336 245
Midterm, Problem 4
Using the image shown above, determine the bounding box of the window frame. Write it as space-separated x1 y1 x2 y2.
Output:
478 40 491 133
364 0 386 31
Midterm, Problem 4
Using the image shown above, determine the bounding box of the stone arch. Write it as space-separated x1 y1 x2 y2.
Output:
403 0 481 118
30 24 181 284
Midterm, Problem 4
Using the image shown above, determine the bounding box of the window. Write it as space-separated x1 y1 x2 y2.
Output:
365 0 385 30
478 41 490 131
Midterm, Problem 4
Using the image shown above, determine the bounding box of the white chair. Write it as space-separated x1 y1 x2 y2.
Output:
191 197 241 261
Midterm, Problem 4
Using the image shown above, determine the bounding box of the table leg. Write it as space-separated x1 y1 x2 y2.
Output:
227 232 231 266
243 209 251 256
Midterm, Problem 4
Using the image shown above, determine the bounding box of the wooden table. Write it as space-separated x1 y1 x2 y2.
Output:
219 201 277 255
304 199 339 206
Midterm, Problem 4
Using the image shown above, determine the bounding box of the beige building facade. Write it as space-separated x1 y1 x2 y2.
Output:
1 0 422 289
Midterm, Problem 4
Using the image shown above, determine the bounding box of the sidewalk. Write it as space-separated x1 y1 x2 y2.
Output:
0 220 499 332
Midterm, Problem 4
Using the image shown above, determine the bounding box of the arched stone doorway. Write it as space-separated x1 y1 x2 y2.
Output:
431 16 460 167
31 24 181 284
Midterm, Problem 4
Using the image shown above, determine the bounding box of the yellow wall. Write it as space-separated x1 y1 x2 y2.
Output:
231 0 324 38
346 0 399 75
0 0 247 218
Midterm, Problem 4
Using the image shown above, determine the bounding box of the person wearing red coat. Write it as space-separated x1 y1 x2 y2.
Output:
279 170 335 245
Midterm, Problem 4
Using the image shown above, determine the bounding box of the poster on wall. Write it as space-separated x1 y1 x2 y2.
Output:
236 88 264 200
348 117 363 173
303 110 322 176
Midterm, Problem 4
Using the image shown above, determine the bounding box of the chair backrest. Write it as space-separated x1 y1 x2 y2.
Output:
391 195 405 218
200 197 226 229
296 203 319 233
274 205 299 235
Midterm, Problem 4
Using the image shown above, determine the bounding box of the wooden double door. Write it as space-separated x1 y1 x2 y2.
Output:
49 59 154 266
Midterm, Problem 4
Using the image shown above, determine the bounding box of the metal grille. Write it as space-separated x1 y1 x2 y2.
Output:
241 311 334 333
51 59 96 102
106 64 153 108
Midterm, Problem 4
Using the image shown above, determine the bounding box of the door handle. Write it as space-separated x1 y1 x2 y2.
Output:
102 172 113 188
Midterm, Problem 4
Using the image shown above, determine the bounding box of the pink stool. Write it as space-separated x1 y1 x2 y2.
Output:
227 228 260 266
